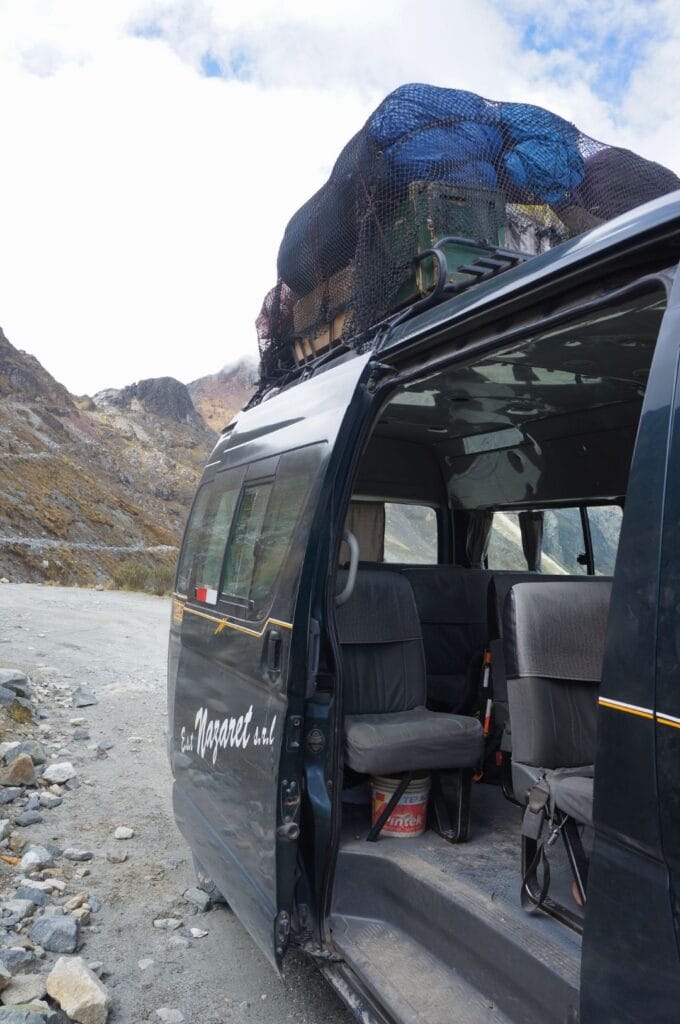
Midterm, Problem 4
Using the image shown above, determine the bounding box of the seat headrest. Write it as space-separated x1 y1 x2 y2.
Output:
503 579 612 682
335 569 422 645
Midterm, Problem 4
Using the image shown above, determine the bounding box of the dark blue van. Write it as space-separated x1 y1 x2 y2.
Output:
168 191 680 1024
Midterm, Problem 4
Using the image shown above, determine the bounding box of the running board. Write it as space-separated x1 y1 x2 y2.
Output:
330 845 580 1024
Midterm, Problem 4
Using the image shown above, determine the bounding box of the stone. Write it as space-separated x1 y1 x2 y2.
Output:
0 689 17 710
0 820 10 840
0 948 34 974
63 895 87 913
0 975 47 1007
0 790 21 806
0 966 9 992
2 900 34 921
14 813 42 829
0 757 34 788
8 833 26 854
10 744 44 766
8 699 33 725
167 936 189 949
41 763 75 785
113 827 133 840
72 908 90 925
96 742 112 752
87 963 103 976
14 888 48 908
182 887 211 912
152 918 182 930
88 897 101 913
105 850 127 864
72 730 90 742
25 795 39 811
18 846 52 874
138 959 154 971
29 916 79 953
156 1010 183 1023
0 744 20 762
0 671 29 693
63 849 93 862
64 778 80 791
70 718 86 726
0 1008 51 1023
189 927 208 938
46 956 110 1024
72 688 97 709
37 794 61 810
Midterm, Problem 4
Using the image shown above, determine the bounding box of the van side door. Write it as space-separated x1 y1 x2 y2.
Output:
168 354 372 970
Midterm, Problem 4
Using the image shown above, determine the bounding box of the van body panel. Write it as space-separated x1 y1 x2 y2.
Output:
168 353 373 968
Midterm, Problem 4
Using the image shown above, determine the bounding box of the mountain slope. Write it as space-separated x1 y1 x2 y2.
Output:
188 358 257 433
0 329 254 586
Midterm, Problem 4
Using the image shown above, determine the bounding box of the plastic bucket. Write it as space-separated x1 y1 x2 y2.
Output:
370 773 431 838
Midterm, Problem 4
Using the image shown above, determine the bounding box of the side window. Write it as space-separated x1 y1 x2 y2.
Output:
176 467 245 599
486 511 524 570
221 445 325 619
383 503 438 564
587 505 623 575
541 508 587 575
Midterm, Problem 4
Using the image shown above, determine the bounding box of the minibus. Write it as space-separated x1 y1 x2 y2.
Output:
168 191 680 1024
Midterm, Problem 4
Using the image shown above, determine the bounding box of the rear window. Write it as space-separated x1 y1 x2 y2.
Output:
384 503 438 564
344 500 438 564
486 504 622 574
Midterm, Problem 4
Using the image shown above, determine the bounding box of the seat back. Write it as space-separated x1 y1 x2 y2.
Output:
503 579 611 770
336 569 426 715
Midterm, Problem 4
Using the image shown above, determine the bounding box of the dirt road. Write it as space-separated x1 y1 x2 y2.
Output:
0 584 352 1024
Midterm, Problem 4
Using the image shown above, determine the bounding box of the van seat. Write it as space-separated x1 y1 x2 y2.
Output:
502 578 611 914
337 569 484 840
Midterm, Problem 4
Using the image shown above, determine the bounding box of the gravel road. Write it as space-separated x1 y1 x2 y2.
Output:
0 584 353 1024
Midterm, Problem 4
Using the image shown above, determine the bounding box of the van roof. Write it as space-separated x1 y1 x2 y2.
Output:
377 189 680 359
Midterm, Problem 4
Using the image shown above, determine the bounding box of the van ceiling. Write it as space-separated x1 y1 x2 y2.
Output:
368 289 666 509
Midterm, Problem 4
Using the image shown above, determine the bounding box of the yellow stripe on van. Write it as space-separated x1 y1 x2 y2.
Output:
183 605 293 638
598 696 654 720
656 713 680 731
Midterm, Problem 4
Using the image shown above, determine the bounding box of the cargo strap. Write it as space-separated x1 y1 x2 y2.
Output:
367 771 414 843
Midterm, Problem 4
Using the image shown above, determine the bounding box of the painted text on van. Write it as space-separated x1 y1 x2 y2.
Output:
181 706 277 766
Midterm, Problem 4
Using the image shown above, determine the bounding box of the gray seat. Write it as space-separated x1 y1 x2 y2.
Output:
502 579 611 915
337 570 484 778
503 577 611 820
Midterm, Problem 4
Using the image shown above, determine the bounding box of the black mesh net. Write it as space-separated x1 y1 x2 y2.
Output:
256 84 679 390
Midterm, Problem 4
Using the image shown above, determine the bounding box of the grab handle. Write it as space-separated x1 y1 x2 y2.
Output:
336 528 359 606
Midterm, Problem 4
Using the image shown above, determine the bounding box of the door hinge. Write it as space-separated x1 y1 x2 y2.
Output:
277 778 301 840
275 910 290 958
286 714 303 752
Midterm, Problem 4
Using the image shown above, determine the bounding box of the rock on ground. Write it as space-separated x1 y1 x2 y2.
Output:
41 762 76 785
46 956 110 1024
29 916 79 954
0 974 47 1007
0 755 34 787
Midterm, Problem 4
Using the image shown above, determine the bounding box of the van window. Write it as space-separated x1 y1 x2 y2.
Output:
588 505 623 575
486 512 524 570
541 508 587 575
175 466 246 598
221 445 325 619
383 503 438 564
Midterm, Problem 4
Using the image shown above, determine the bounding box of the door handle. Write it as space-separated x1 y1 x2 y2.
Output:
267 630 282 680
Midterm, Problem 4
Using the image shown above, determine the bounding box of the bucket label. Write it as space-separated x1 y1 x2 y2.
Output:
372 786 428 836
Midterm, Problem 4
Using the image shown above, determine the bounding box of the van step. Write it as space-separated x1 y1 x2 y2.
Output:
330 839 580 1024
330 914 515 1023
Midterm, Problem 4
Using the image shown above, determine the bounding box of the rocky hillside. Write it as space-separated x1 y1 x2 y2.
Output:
187 358 257 433
0 329 255 587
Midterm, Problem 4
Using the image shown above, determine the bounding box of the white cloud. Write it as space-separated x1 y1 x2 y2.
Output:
0 0 677 394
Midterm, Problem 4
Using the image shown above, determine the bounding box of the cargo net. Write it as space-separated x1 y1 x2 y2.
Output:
255 84 679 390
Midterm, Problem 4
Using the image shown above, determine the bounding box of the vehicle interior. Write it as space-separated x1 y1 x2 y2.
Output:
329 283 668 1023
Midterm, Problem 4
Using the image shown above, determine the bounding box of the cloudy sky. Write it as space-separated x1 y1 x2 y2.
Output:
0 0 678 395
